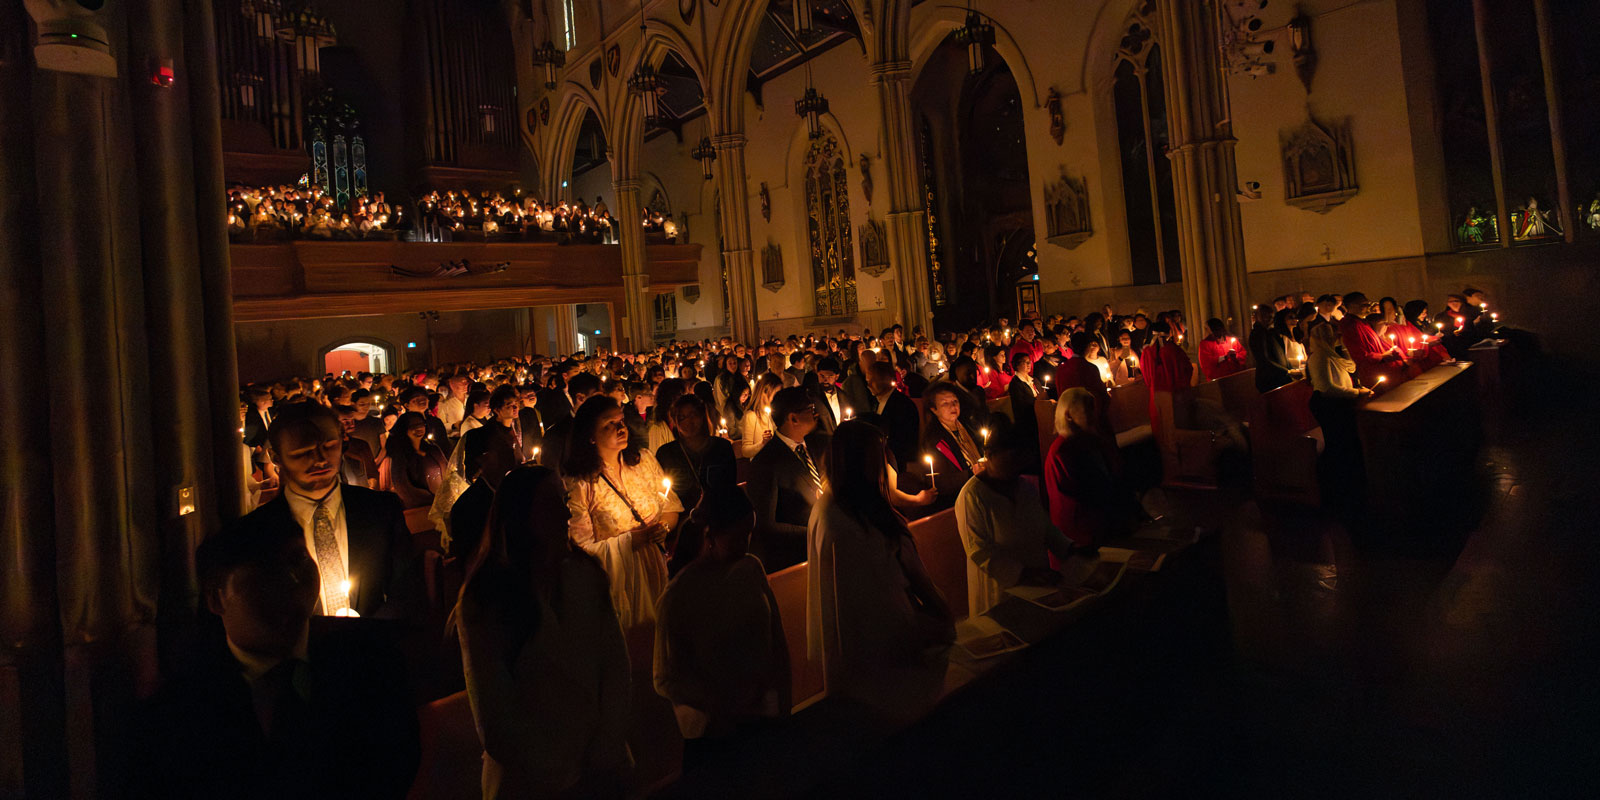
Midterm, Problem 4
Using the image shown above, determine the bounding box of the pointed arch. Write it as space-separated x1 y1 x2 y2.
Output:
545 83 607 199
907 3 1042 108
611 20 710 183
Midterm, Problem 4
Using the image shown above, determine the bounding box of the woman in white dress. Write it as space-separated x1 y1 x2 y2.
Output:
807 421 956 724
452 465 633 798
738 372 783 458
562 395 684 630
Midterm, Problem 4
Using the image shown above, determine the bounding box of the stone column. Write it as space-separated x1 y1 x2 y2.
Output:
611 178 651 351
872 59 935 335
1154 0 1252 340
711 134 760 344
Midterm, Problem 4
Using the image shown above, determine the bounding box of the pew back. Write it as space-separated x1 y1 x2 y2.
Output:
1249 379 1321 507
766 562 825 708
908 508 969 621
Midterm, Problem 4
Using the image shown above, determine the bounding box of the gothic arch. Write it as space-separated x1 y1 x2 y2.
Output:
545 84 608 199
612 20 710 183
906 4 1042 109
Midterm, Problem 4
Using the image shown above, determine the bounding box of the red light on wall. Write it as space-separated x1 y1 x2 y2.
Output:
151 58 174 88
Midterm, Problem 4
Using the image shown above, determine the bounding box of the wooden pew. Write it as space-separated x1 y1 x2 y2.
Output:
907 508 969 621
1357 363 1480 529
1248 379 1322 507
407 691 480 800
766 562 825 709
1152 369 1259 488
1031 380 1154 471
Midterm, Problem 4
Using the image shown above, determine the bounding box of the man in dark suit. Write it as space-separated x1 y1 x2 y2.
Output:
242 385 273 448
132 517 419 799
808 357 845 434
540 371 603 476
237 401 420 620
536 358 582 426
461 385 524 479
840 348 877 417
1006 351 1042 475
747 387 829 573
861 360 919 473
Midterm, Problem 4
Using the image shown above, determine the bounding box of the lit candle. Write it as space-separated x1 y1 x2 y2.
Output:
923 454 936 484
843 407 853 420
980 427 990 447
661 477 672 499
1490 312 1499 323
532 446 541 464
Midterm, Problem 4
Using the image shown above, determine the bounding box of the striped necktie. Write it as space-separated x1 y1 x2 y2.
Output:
794 442 822 490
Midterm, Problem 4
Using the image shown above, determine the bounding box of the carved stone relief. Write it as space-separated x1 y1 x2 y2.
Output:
761 242 784 291
859 217 889 277
1281 113 1358 213
1043 168 1092 249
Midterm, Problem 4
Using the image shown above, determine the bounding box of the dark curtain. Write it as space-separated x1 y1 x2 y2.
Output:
0 0 243 796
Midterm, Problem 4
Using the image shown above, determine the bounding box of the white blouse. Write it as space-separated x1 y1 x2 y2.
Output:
564 450 684 628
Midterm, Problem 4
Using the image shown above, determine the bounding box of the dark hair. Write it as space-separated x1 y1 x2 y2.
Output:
1403 299 1430 324
567 371 602 400
397 386 428 406
692 485 756 534
452 466 596 658
769 386 814 430
1010 350 1031 370
265 400 340 455
562 395 640 478
196 518 304 600
1206 317 1226 335
817 357 841 375
485 384 516 413
824 421 910 543
652 378 687 425
1069 331 1096 355
866 360 896 381
466 388 492 412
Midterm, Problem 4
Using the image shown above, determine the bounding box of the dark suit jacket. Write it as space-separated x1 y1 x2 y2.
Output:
841 370 873 418
809 385 843 434
1007 376 1042 473
517 406 544 462
543 417 574 477
447 479 494 560
921 420 985 501
1249 326 1294 393
227 487 419 620
747 432 829 573
862 391 920 471
131 618 420 800
243 409 270 448
535 387 573 427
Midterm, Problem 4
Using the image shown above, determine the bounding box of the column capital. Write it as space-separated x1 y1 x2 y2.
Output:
710 133 748 151
612 178 643 192
870 60 914 82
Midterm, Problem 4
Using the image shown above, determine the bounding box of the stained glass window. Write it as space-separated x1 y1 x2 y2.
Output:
919 118 947 306
804 133 857 317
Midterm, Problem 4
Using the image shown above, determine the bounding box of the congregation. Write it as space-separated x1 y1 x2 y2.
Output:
150 283 1513 798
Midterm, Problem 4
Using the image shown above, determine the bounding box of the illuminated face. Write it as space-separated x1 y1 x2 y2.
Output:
353 396 372 416
270 419 343 497
593 408 629 451
933 392 962 426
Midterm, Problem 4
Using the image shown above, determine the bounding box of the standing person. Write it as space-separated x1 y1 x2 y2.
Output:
654 488 790 770
862 360 920 473
237 401 417 619
383 412 449 511
1005 352 1042 476
920 382 987 501
739 372 783 459
655 393 739 571
956 426 1076 616
807 421 955 723
452 466 632 798
562 396 683 630
1044 389 1144 548
746 387 829 573
541 372 603 477
438 372 470 435
1139 322 1194 438
1338 292 1407 390
1248 305 1295 393
809 357 845 433
1197 318 1247 382
1307 297 1373 504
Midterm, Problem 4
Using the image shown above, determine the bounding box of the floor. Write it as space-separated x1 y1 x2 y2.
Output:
662 373 1600 798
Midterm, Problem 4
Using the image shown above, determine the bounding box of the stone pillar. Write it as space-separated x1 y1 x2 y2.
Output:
711 134 760 344
612 179 651 351
554 304 580 354
1154 0 1252 340
872 59 935 335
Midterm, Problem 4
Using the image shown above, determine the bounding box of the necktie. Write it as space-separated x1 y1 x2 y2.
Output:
794 443 822 490
312 500 349 615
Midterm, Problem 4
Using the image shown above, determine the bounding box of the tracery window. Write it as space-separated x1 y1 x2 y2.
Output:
1112 3 1181 286
804 133 857 317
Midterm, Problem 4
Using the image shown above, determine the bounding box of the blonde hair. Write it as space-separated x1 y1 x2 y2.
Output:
1054 387 1094 437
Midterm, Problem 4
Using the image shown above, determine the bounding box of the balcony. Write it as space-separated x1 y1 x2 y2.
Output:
230 240 702 322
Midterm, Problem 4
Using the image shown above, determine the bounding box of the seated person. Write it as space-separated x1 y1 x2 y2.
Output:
133 519 419 798
746 387 829 573
655 393 739 572
954 424 1075 617
654 488 791 770
1045 388 1146 548
1197 318 1247 382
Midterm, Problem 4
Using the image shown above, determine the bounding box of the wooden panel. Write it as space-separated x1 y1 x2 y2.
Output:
908 508 969 621
229 241 700 321
767 562 824 708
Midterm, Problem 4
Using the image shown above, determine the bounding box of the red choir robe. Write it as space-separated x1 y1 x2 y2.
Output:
978 365 1012 400
1055 356 1114 440
1339 316 1409 391
1387 322 1449 370
1197 335 1247 382
1140 340 1193 438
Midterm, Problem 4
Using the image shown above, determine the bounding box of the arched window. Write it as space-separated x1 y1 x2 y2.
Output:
1113 4 1181 285
561 0 577 51
653 293 677 338
804 132 857 317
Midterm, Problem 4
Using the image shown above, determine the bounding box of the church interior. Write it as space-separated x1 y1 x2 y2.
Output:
3 0 1599 797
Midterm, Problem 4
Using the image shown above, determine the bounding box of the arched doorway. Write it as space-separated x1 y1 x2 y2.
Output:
911 31 1034 330
321 340 393 375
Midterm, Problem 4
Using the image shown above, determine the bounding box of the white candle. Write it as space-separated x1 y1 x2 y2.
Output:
661 477 672 499
923 454 936 484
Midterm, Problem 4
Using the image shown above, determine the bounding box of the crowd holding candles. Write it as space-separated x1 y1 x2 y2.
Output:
151 285 1510 796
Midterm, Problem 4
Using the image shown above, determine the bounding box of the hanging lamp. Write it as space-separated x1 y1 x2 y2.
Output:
954 7 995 75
